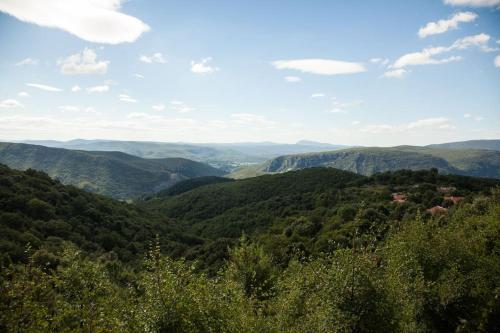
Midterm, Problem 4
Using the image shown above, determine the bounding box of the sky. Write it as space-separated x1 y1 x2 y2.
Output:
0 0 499 146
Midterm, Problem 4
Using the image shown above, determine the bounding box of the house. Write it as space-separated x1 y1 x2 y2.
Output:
444 195 464 205
438 186 456 194
426 206 448 215
392 193 406 203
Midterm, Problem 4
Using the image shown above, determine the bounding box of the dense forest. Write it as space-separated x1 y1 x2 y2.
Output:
1 163 499 331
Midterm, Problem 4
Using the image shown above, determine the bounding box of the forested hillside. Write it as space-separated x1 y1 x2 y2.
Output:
0 142 225 199
230 146 500 179
0 168 500 333
0 164 204 267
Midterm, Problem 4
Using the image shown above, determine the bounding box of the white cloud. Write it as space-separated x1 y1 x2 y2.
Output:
311 93 325 98
59 105 99 114
444 0 500 7
369 58 389 66
26 83 62 92
134 73 145 78
0 99 23 108
71 85 81 92
474 116 484 121
329 98 362 114
139 53 166 64
231 113 275 129
407 117 453 129
464 113 472 118
191 57 219 74
58 48 109 75
452 33 496 52
272 58 366 75
119 94 138 103
87 85 109 93
17 91 30 97
382 69 409 78
359 117 455 134
392 33 492 69
170 101 193 113
152 103 165 111
284 76 301 83
494 55 500 67
418 12 477 38
351 121 361 126
0 0 150 44
15 57 38 66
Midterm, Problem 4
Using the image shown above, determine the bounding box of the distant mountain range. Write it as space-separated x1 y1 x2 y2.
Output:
0 142 225 199
230 144 500 179
22 139 348 171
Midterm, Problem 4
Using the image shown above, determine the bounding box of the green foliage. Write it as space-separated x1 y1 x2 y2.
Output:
0 164 196 267
1 199 499 332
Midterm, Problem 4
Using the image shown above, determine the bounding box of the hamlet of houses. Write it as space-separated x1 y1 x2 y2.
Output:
391 185 464 215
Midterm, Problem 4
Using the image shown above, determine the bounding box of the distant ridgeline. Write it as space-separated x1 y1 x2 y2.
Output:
1 163 499 332
230 145 500 179
0 142 226 199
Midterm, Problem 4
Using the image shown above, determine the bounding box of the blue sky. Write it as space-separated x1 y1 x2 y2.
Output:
0 0 499 145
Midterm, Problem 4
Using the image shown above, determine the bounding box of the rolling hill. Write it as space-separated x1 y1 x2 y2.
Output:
0 142 225 199
427 139 500 151
230 146 500 179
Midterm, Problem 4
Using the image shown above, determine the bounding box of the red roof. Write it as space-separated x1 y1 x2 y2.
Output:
426 206 448 215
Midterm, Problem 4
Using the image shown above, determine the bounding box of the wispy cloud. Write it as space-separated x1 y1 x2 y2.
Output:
71 85 81 92
284 76 301 83
119 94 138 103
444 0 500 7
140 52 166 64
170 101 193 113
311 93 325 98
392 33 493 69
0 99 23 108
15 57 38 66
26 83 62 92
135 73 145 79
152 103 165 111
369 58 389 66
0 0 149 44
231 113 275 128
329 98 362 114
59 105 99 115
382 69 409 79
17 91 30 98
58 48 109 75
418 12 477 38
87 85 109 93
191 57 219 74
495 55 500 67
272 58 366 75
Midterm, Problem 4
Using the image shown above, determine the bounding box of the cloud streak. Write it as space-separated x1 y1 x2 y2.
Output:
418 12 477 38
272 58 366 75
26 83 62 92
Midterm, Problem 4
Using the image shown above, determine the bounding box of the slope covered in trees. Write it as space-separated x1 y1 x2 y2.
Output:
0 164 202 267
0 142 225 199
2 195 499 332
